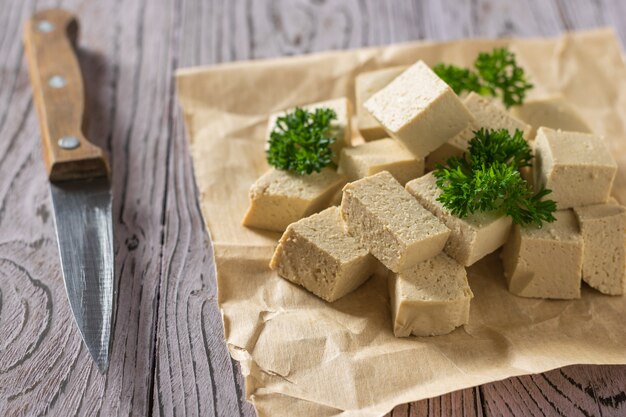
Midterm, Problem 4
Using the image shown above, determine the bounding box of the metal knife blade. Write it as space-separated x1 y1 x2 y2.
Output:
23 9 116 373
50 178 114 373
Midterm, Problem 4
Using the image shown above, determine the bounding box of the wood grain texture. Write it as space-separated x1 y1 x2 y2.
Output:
23 8 109 182
1 0 183 415
0 1 624 417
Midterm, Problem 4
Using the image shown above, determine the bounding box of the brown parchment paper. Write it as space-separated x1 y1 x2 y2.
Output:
176 29 626 417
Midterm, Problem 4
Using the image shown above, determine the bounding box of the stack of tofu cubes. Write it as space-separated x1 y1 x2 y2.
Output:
246 59 625 339
502 127 623 298
267 61 479 338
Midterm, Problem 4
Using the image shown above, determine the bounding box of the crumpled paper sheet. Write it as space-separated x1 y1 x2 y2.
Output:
176 29 626 417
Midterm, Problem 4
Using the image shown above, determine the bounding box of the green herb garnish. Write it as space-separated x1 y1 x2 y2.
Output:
267 107 337 175
432 64 486 97
433 128 556 227
474 48 533 108
433 47 533 108
466 128 532 169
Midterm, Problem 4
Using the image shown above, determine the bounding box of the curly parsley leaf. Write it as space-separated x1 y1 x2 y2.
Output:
474 47 533 108
267 107 337 175
433 64 485 96
505 186 557 227
468 128 533 169
433 128 556 227
433 47 532 108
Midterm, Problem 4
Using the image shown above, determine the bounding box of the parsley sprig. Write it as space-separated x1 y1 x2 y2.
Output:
468 128 532 169
267 107 337 175
433 128 556 227
431 65 487 98
475 48 533 108
433 47 533 108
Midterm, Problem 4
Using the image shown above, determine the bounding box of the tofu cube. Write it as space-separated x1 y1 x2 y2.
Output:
341 171 450 273
243 168 346 232
269 207 377 302
510 94 592 139
406 173 512 266
338 138 424 186
389 253 473 337
267 97 353 163
355 66 407 141
426 92 531 170
574 202 626 295
364 61 473 158
501 210 583 299
534 127 617 209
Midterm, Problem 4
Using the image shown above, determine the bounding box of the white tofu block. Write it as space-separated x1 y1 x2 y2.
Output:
243 168 347 232
510 94 592 139
267 97 353 163
338 138 424 185
364 61 473 158
406 173 512 266
340 171 450 273
355 66 407 141
426 92 531 170
574 202 626 295
501 210 583 299
389 253 473 337
534 127 617 209
270 207 377 302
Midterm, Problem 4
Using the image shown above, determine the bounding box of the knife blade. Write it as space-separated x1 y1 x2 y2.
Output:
23 9 115 373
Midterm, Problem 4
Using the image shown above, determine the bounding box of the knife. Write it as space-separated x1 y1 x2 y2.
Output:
23 9 115 373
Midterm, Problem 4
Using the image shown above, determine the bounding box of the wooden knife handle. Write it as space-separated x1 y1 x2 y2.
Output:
23 9 109 182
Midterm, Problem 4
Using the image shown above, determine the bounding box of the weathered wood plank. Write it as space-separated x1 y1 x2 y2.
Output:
152 0 256 415
0 0 190 415
389 388 484 417
152 87 254 417
481 365 626 417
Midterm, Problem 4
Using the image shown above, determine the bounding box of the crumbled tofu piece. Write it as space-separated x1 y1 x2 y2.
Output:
534 127 617 209
389 253 473 337
501 210 583 299
355 66 407 141
340 171 450 273
270 207 376 302
243 168 346 232
406 173 512 266
510 94 592 139
426 92 531 170
267 97 353 163
338 138 424 185
574 202 626 295
364 61 473 158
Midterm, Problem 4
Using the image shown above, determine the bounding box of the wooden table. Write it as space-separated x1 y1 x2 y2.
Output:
0 1 624 416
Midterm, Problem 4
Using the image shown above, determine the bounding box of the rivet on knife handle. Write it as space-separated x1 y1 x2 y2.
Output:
23 9 109 182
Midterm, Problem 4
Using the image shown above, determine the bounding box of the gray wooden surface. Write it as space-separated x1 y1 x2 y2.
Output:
0 1 624 416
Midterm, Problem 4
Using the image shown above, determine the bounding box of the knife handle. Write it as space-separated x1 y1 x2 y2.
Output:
23 9 109 182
